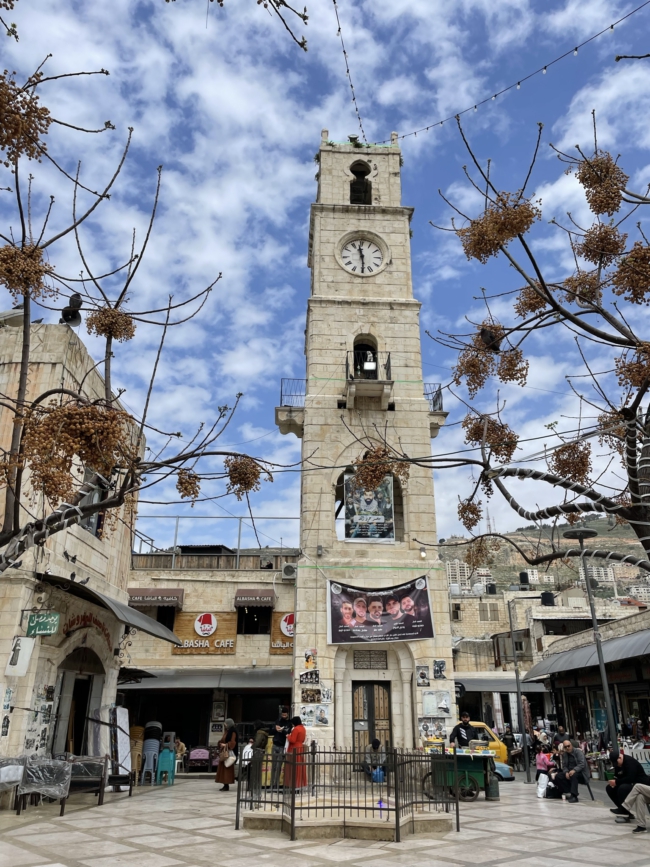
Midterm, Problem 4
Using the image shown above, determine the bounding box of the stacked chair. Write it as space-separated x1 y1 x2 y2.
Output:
141 720 162 786
129 725 144 777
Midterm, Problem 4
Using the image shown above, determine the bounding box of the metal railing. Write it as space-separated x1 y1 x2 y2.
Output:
346 350 392 381
235 745 459 842
424 382 443 412
279 379 306 408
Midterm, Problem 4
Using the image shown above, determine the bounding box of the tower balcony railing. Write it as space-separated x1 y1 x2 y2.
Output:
346 350 391 381
424 383 443 412
279 378 306 407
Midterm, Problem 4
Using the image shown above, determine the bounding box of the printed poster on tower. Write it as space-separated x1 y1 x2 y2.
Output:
327 577 434 644
344 473 395 541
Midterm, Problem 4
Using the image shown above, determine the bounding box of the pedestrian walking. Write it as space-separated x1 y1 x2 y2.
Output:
271 707 291 789
285 716 307 789
215 718 238 791
607 749 650 816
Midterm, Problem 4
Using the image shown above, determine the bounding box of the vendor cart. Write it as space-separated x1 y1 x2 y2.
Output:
423 742 496 802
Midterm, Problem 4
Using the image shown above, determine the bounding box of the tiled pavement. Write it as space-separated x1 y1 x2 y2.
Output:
0 778 649 867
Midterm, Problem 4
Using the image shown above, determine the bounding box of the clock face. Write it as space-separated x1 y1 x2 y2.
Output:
340 238 383 275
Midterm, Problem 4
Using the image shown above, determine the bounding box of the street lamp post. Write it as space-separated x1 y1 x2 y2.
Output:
508 597 532 783
563 528 618 749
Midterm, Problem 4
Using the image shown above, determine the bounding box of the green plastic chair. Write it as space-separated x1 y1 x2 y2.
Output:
156 748 175 786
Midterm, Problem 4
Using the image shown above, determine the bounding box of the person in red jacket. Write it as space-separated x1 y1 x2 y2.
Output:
286 716 307 789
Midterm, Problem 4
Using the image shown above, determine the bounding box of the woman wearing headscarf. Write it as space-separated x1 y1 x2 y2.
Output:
285 715 307 789
215 718 238 791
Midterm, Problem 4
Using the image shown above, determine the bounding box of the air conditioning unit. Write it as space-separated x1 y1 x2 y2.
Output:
282 563 297 582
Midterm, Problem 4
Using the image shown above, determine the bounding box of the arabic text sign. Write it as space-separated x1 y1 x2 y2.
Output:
26 612 60 637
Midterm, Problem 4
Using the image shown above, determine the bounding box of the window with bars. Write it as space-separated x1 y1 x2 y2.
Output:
451 603 462 621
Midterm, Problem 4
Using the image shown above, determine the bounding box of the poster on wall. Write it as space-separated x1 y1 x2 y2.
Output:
422 690 452 717
418 717 447 740
319 682 333 703
4 637 35 678
344 473 395 541
301 688 321 703
314 705 329 726
304 649 318 669
299 669 319 685
327 577 434 644
300 705 315 727
416 666 430 687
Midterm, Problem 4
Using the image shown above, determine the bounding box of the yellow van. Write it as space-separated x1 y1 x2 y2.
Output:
468 721 508 763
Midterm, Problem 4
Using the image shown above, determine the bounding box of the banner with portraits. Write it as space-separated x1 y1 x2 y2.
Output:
344 473 395 541
327 576 434 644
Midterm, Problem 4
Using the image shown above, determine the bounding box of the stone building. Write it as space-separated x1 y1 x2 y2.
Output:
275 131 453 749
122 546 298 746
0 323 176 761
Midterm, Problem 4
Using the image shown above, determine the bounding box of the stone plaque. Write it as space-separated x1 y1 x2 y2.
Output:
171 612 237 654
353 650 388 670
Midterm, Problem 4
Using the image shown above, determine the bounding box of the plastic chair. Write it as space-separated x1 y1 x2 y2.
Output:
156 748 175 786
141 747 159 786
175 756 184 774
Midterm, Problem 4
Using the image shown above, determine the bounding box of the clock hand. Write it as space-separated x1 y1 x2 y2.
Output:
359 245 365 273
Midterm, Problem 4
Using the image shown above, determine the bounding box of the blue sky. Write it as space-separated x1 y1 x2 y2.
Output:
4 0 650 550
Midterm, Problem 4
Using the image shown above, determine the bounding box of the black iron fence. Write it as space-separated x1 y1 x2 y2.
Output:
346 350 392 381
235 745 459 841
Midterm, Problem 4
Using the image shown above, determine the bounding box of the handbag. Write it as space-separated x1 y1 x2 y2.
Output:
536 772 548 799
224 751 236 768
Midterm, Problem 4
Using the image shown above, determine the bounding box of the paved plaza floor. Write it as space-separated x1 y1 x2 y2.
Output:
0 777 648 867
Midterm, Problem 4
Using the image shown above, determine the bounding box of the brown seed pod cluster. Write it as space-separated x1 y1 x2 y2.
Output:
612 492 632 527
86 307 136 342
462 414 518 463
597 411 626 458
563 271 602 305
464 536 499 570
514 285 548 319
574 222 627 267
611 241 650 304
574 151 628 216
176 468 201 502
456 192 541 263
352 445 410 491
452 323 505 398
549 441 592 484
497 347 529 388
0 70 51 167
458 497 482 532
615 346 650 389
224 454 272 501
0 243 55 300
22 401 131 504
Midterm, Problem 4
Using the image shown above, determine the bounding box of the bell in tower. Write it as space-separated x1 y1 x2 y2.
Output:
275 129 452 750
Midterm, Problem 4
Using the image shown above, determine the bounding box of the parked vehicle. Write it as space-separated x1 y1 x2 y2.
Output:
493 760 514 781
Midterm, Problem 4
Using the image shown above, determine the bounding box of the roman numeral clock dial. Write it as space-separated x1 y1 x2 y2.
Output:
340 238 383 275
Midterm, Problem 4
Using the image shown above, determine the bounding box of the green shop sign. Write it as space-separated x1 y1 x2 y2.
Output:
26 612 60 637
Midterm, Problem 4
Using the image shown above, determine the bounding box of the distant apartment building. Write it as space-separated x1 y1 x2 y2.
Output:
446 558 471 589
629 586 650 602
578 564 615 584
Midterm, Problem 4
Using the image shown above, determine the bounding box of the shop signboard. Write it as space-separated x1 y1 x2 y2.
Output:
270 612 294 655
172 612 237 654
344 472 395 541
26 612 60 637
327 576 434 644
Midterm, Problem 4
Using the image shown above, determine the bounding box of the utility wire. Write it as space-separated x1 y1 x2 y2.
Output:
331 0 367 144
374 0 650 145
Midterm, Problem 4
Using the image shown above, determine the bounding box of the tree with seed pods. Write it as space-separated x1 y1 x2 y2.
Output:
0 47 288 573
413 113 650 577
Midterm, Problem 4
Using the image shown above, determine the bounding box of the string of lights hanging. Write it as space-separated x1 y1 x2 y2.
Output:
331 0 368 144
371 0 650 145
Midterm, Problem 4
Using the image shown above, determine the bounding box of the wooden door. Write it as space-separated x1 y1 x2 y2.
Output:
352 682 391 753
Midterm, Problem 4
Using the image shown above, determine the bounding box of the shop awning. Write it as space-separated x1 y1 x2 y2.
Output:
39 574 182 646
234 588 276 607
455 676 547 694
119 668 292 690
128 588 184 608
524 628 650 681
117 667 157 685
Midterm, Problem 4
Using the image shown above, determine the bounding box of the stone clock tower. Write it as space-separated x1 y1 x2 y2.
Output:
276 130 454 749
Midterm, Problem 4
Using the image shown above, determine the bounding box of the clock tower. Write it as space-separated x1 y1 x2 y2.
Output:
276 130 454 748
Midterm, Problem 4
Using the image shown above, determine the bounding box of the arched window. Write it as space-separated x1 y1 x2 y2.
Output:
353 336 377 380
335 469 404 541
350 161 372 205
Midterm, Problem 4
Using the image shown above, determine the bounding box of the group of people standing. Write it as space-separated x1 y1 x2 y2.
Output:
215 708 307 792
